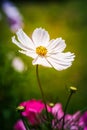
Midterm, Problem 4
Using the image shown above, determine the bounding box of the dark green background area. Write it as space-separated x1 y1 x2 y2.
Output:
0 0 87 129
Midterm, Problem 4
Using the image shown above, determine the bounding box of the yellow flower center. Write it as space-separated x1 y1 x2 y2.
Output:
36 46 47 56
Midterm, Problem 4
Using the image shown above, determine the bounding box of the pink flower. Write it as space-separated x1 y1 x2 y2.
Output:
52 103 64 120
19 99 51 125
14 100 87 130
52 103 84 130
14 120 26 130
81 112 87 130
52 103 64 129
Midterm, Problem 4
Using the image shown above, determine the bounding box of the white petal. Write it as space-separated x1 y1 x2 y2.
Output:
32 28 50 46
46 52 75 71
16 29 35 49
47 38 66 54
12 36 29 51
32 56 52 67
19 50 37 59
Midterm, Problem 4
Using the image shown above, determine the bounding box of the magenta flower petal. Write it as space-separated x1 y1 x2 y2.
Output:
19 99 51 125
14 120 26 130
52 103 64 119
81 112 87 129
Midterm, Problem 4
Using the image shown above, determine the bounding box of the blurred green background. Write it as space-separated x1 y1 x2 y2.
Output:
0 0 87 129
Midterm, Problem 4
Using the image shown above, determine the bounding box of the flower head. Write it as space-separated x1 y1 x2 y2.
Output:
12 28 75 71
81 112 87 130
18 99 51 125
14 120 26 130
52 103 84 130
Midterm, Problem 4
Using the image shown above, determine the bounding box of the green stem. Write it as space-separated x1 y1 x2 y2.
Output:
36 65 49 120
20 113 30 130
62 92 73 130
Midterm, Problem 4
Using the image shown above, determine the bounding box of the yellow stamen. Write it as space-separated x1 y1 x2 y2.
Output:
36 46 47 56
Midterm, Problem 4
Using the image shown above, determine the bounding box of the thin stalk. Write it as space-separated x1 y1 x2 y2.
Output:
20 113 30 130
62 92 73 130
36 65 49 120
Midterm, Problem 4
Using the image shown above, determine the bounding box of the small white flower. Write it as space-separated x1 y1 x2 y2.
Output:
12 28 75 71
12 57 26 72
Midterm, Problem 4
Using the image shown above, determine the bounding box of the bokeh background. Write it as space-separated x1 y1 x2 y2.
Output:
0 0 87 129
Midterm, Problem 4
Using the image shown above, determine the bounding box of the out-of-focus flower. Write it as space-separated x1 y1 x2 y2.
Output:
12 28 75 71
81 112 87 130
19 99 51 125
2 1 24 33
52 103 64 120
12 57 26 72
52 103 84 130
14 120 26 130
52 103 64 129
14 100 87 130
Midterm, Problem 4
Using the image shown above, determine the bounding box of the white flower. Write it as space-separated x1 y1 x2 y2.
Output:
12 28 75 71
12 57 26 72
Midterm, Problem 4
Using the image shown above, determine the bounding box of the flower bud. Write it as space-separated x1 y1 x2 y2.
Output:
49 103 54 107
16 106 25 112
70 86 77 93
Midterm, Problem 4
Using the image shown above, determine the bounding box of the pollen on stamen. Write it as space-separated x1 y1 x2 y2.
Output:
36 46 47 56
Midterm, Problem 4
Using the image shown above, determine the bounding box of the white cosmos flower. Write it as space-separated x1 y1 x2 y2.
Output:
12 28 75 71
